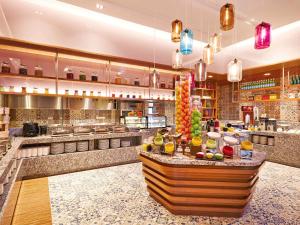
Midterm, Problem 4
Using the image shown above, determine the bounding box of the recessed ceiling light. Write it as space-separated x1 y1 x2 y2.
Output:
264 73 271 76
208 75 213 78
96 3 104 10
117 72 122 75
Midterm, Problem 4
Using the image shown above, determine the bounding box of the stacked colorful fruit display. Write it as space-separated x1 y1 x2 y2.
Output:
175 82 182 134
191 96 202 138
179 74 191 139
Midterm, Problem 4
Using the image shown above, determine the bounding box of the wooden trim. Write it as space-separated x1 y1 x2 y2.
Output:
0 37 177 71
140 154 263 217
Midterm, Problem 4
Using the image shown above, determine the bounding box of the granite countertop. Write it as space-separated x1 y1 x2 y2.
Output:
140 151 266 167
20 131 149 145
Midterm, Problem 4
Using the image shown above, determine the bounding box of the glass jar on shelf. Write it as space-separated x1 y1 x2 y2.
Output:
1 61 10 73
65 68 74 80
45 88 49 94
115 75 122 84
90 91 94 96
82 90 86 96
91 72 98 82
33 87 38 94
134 77 140 86
74 90 78 96
34 65 43 77
79 71 86 81
22 87 26 94
65 89 69 95
19 64 28 75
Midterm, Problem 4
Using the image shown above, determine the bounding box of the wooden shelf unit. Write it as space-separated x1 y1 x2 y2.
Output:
239 86 281 92
0 37 181 103
192 85 218 120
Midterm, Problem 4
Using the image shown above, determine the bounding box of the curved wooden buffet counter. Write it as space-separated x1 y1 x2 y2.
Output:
139 151 266 217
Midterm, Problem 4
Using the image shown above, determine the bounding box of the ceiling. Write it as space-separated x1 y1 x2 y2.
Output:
0 0 300 74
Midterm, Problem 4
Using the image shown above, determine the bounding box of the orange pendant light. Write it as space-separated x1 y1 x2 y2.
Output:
171 19 183 42
220 3 234 31
209 33 222 53
203 44 214 65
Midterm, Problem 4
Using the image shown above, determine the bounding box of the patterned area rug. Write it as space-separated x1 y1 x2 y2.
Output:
48 162 300 225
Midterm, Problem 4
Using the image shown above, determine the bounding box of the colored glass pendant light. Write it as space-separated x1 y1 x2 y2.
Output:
255 22 271 49
172 49 183 69
171 19 183 42
203 44 214 65
150 69 160 89
195 59 207 81
227 58 242 82
220 3 234 31
210 33 222 53
180 29 193 55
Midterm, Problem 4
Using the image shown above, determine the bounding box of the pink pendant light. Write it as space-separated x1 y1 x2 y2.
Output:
255 22 271 49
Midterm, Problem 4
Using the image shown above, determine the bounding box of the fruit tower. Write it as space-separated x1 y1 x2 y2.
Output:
191 96 202 138
175 83 182 133
177 74 191 140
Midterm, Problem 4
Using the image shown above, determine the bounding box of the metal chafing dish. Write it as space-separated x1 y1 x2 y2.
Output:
51 129 72 137
73 127 92 136
93 127 110 134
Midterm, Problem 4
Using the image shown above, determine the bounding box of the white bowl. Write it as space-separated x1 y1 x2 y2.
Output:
224 136 238 145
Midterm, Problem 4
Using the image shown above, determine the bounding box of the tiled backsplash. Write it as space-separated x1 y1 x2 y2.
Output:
218 83 300 123
10 109 116 127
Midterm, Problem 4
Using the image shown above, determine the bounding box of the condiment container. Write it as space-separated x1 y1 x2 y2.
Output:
79 71 86 81
19 64 28 75
33 87 38 94
34 65 43 77
82 90 86 96
91 72 98 81
45 88 49 94
134 77 140 86
1 61 10 73
115 75 122 84
74 90 78 96
66 68 74 80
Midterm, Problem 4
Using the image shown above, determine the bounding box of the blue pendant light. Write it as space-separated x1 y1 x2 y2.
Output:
180 29 193 55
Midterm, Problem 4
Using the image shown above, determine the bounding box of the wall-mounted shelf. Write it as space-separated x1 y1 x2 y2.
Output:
239 86 281 92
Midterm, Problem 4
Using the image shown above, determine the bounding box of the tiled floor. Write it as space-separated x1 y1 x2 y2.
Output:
48 162 300 225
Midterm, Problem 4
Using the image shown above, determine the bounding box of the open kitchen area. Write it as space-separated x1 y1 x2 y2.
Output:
0 0 299 224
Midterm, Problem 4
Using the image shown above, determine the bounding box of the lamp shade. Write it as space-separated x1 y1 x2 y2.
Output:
220 3 234 31
203 44 214 65
180 29 193 55
210 33 222 53
227 59 242 82
195 59 207 82
171 19 183 42
255 22 271 49
150 69 160 88
172 49 183 69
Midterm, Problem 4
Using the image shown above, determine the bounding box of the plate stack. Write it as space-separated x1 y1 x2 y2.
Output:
65 142 77 153
77 141 89 152
98 139 109 150
121 140 131 147
110 138 120 148
50 143 64 155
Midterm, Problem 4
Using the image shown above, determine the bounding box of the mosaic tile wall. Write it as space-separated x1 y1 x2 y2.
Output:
218 83 300 124
9 109 116 127
217 84 240 120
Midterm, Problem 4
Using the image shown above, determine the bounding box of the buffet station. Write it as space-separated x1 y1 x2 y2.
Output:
139 75 266 217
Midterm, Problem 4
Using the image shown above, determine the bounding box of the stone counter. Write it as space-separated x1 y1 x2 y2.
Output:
0 130 150 217
250 131 300 168
140 151 266 167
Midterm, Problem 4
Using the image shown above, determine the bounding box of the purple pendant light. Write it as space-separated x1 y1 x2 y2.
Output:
255 22 271 49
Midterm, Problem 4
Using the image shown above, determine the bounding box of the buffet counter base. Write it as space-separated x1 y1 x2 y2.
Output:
139 152 266 217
